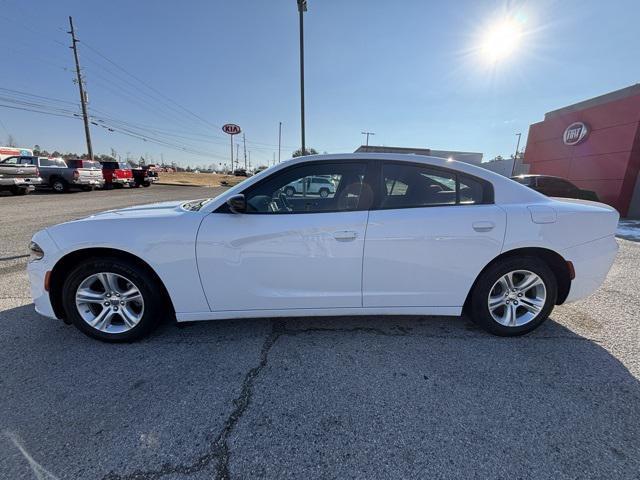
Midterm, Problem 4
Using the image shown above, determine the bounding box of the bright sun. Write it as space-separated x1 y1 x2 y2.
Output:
480 18 523 63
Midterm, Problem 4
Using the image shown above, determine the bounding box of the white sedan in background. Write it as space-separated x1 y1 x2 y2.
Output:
27 153 619 342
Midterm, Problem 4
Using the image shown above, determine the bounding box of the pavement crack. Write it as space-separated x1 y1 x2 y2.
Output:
101 320 285 480
212 319 285 480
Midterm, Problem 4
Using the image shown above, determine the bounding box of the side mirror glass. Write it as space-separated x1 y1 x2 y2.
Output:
226 194 246 214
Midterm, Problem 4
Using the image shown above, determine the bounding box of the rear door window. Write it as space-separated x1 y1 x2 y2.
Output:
379 162 491 209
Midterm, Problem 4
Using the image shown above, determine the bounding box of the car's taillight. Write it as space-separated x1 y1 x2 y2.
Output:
73 169 79 180
35 167 40 177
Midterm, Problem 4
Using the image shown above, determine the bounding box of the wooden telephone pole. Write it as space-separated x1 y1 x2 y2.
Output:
68 16 93 160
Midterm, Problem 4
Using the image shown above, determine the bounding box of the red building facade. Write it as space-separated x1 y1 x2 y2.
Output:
523 84 640 217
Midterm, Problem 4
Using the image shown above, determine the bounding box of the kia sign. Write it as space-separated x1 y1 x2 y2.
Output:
563 122 589 146
222 124 241 135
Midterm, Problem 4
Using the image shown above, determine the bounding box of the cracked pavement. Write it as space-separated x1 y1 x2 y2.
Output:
1 186 640 479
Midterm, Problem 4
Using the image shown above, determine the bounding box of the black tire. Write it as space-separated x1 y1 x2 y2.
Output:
113 183 123 189
142 181 151 187
10 186 28 195
284 186 295 197
51 178 68 193
61 257 166 342
469 256 557 336
319 188 329 198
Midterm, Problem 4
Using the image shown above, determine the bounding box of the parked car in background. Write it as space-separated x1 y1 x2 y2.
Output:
131 164 158 188
511 175 599 201
63 159 105 191
27 153 619 342
17 156 104 192
0 155 42 195
284 175 336 197
233 168 248 177
101 161 133 189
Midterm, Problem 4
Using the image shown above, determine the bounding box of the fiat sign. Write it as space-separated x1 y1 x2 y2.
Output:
222 124 241 135
563 122 589 146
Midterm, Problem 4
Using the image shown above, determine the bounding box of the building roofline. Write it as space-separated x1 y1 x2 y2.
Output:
355 145 483 155
545 83 640 119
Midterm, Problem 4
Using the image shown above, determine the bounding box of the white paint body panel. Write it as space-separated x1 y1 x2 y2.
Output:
26 153 620 324
197 211 368 310
363 205 506 307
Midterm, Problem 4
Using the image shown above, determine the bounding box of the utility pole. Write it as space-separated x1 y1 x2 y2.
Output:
278 121 282 163
361 131 375 146
511 132 522 176
297 0 307 154
68 16 93 160
243 133 247 171
236 143 240 169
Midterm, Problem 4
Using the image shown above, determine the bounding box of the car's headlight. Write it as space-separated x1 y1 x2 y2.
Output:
28 241 44 261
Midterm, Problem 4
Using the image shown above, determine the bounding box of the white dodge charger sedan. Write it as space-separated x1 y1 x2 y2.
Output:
27 153 619 342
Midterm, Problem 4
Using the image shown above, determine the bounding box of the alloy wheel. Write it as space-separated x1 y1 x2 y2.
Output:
75 272 145 334
487 270 546 327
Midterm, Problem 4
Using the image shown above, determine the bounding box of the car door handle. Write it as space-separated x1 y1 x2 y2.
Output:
333 230 358 241
472 221 495 232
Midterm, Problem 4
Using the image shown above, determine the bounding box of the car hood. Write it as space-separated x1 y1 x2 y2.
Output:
107 200 185 214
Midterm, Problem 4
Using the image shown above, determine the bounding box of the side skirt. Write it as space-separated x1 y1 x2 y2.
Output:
176 306 462 322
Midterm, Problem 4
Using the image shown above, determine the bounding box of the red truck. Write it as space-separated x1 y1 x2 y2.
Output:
101 161 133 189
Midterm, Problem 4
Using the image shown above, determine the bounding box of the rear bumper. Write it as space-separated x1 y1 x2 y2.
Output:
562 235 618 303
0 177 42 187
73 178 105 186
110 177 132 184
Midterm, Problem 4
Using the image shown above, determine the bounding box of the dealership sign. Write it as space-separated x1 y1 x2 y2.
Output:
563 122 589 146
222 124 241 135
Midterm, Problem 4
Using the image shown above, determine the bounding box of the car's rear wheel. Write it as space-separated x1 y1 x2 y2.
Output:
61 257 165 342
51 178 68 193
319 188 329 198
10 186 29 195
470 257 557 336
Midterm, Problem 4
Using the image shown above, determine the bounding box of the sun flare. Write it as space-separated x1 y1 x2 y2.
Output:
480 18 523 63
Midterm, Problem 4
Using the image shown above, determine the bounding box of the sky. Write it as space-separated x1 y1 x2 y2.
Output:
1 0 639 168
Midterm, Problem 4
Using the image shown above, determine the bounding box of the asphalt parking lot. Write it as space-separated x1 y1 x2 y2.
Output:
1 185 639 479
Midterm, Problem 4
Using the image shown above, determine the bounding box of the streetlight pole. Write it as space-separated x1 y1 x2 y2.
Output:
297 0 307 154
278 121 282 163
361 131 375 146
511 132 522 176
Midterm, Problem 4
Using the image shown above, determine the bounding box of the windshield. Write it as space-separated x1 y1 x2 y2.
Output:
185 164 279 210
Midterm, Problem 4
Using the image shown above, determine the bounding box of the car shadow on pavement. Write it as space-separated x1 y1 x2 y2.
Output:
1 304 639 479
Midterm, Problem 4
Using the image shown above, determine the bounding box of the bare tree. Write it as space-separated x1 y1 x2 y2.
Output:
6 134 17 147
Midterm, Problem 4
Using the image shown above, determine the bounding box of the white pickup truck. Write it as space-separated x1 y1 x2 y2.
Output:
0 148 42 195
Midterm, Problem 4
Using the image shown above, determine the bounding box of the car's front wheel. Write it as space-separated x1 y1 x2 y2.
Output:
469 257 557 336
62 257 165 342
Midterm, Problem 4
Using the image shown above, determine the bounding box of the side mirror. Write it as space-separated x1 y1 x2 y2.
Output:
226 194 246 214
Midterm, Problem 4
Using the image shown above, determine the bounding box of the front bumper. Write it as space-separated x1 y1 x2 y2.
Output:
26 230 60 320
562 235 619 303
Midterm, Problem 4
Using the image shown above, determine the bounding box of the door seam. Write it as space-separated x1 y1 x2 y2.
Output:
360 210 371 307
